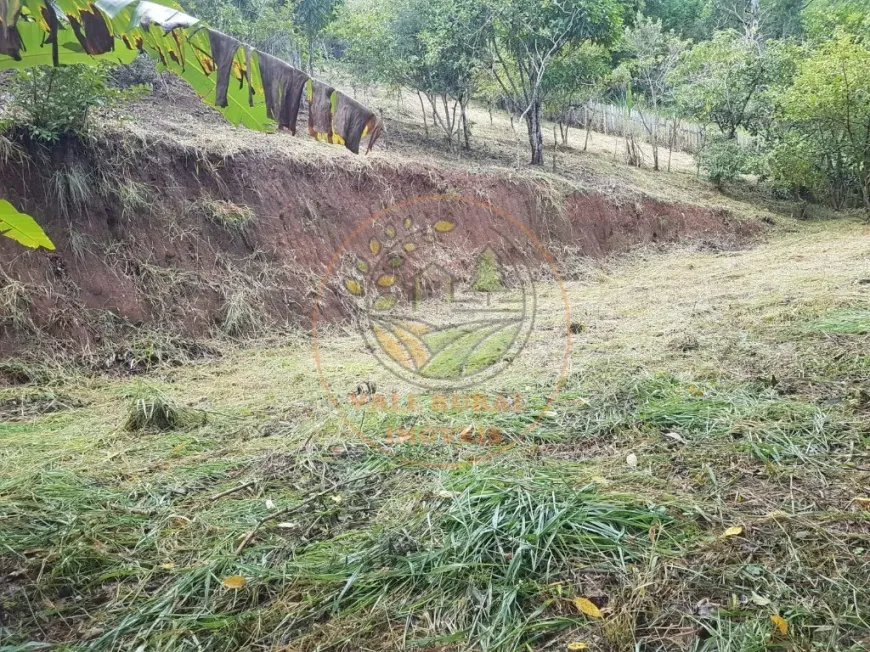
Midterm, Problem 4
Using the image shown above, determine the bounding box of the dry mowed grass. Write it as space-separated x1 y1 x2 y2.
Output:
1 214 868 650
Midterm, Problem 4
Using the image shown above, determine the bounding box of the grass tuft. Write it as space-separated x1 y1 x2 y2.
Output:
123 383 192 431
195 198 256 231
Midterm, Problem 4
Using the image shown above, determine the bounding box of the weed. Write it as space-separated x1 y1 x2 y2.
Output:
0 277 33 332
195 198 256 231
49 163 93 219
116 179 151 217
219 288 264 337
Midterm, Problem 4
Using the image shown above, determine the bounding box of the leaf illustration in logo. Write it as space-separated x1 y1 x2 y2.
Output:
345 279 363 296
385 224 396 238
356 259 369 273
377 275 396 287
370 238 381 255
403 243 417 252
433 220 456 232
403 217 413 230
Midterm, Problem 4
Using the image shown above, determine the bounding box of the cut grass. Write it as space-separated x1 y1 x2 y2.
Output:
0 220 868 651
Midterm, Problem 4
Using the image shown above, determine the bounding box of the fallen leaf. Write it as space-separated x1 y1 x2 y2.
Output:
277 522 298 529
265 499 276 510
573 597 602 619
626 453 638 468
160 562 174 570
330 494 343 503
721 525 744 538
663 431 686 444
567 643 589 650
750 592 771 606
222 575 246 589
854 497 870 507
770 614 788 635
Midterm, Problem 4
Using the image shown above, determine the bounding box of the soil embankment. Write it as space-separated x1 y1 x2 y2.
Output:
0 117 760 361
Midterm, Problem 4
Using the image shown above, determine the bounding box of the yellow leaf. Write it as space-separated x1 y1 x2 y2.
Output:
573 597 602 619
385 225 396 238
403 217 413 230
222 575 246 589
330 494 342 503
370 238 381 255
377 275 396 287
433 220 456 232
567 643 589 651
722 525 744 538
345 279 363 296
403 242 417 252
770 615 788 635
160 562 175 570
356 259 369 273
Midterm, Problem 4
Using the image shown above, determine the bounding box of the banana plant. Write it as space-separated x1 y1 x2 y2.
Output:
1 0 378 250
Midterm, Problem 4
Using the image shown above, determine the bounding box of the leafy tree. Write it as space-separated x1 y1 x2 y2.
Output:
669 30 793 139
486 0 626 165
776 32 870 208
333 0 487 148
293 0 344 74
702 135 751 187
542 42 611 147
621 14 689 169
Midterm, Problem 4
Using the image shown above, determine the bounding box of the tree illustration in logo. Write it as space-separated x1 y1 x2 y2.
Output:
340 211 535 389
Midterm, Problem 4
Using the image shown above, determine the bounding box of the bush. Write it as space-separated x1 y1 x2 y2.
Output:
701 136 750 188
3 63 144 144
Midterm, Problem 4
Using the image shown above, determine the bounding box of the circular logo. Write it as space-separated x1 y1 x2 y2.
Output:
313 195 571 466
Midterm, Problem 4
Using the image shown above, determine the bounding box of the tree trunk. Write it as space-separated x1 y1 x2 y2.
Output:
461 99 471 151
525 99 544 165
417 91 429 138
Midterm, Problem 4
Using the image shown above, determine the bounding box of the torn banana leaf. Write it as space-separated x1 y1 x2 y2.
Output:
142 26 271 131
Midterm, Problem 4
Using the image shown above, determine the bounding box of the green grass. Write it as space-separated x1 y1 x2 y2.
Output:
813 309 870 334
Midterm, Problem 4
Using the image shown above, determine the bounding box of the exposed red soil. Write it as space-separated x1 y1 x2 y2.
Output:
0 122 761 360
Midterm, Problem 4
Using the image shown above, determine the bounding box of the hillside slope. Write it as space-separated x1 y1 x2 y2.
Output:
1 76 774 359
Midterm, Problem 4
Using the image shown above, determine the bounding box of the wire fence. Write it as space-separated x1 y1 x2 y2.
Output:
557 101 754 154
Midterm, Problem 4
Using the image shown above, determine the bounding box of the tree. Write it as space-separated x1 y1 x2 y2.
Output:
293 0 343 74
333 0 487 148
621 14 689 169
776 32 870 208
669 30 793 139
486 0 625 165
542 42 610 148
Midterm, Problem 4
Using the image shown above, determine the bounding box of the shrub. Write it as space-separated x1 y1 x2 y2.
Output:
701 136 750 188
3 63 145 144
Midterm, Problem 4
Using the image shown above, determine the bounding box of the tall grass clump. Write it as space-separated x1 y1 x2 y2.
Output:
123 383 189 432
299 469 682 650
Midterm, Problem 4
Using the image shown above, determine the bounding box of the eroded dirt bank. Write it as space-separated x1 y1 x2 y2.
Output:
0 133 760 360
